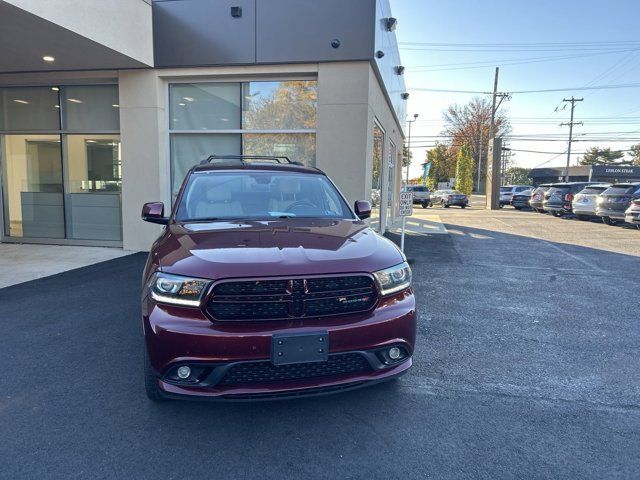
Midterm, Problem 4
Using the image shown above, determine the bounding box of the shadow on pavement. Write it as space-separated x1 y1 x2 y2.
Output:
1 233 639 479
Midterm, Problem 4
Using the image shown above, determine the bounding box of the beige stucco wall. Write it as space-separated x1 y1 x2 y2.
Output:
5 0 153 66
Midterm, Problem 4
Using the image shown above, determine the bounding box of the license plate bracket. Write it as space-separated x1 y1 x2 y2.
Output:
271 332 329 366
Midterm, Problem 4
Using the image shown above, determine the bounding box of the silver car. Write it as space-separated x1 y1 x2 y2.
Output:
499 185 531 207
406 185 431 208
572 184 610 220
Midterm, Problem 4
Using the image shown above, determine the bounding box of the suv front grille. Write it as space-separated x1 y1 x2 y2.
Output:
219 353 372 386
207 275 377 321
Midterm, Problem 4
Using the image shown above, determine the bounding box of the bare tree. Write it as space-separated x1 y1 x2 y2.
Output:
442 97 511 188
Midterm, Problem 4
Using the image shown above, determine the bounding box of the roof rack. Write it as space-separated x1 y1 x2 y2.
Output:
200 155 303 166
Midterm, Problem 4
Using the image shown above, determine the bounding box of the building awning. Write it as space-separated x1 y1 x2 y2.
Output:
0 0 152 74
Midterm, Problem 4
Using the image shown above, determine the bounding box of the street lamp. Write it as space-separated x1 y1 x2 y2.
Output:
406 113 419 186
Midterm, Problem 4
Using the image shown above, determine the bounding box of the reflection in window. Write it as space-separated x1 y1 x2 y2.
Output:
65 135 121 193
170 83 241 130
61 85 119 131
170 134 241 195
0 87 60 131
243 133 315 166
243 81 317 130
371 123 384 232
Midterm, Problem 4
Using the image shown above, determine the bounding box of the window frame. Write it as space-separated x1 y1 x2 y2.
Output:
167 78 318 197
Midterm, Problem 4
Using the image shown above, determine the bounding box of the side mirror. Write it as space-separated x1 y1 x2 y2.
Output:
354 200 371 220
142 202 168 225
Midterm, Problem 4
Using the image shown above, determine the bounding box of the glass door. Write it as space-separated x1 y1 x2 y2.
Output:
1 135 64 238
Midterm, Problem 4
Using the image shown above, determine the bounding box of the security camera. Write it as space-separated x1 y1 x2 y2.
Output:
395 66 405 75
385 17 398 32
401 93 410 100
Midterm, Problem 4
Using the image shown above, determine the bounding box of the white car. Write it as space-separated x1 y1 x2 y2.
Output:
572 184 610 220
499 185 531 207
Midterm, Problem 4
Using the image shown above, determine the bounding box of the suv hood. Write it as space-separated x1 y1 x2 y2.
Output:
155 219 405 280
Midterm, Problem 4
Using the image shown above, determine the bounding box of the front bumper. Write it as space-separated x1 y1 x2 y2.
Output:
143 290 416 399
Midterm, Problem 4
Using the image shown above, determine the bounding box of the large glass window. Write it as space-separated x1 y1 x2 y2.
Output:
170 134 241 194
62 86 119 131
371 123 384 232
0 85 121 242
0 87 60 131
169 80 317 196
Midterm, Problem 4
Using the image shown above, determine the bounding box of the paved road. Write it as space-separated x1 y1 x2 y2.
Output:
1 209 638 479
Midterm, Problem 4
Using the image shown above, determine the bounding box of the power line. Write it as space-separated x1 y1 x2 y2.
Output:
407 82 640 95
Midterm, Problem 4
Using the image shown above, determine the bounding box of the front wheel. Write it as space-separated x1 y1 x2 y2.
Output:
461 204 467 209
602 216 619 226
421 201 429 209
551 211 563 218
144 351 165 402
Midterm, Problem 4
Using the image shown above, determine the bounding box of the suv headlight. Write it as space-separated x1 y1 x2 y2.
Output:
149 272 210 307
373 262 412 296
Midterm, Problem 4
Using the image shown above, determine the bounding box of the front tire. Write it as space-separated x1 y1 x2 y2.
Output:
551 211 563 218
144 351 165 402
422 201 429 209
461 204 466 209
602 216 619 226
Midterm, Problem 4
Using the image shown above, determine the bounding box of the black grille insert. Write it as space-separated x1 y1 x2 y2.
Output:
219 353 372 386
207 275 377 321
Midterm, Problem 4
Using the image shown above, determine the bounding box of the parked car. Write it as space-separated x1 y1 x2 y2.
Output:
596 182 640 226
405 185 431 208
499 185 531 207
529 184 552 213
431 189 469 208
140 155 416 401
625 199 640 229
543 182 595 217
572 184 610 220
511 188 533 210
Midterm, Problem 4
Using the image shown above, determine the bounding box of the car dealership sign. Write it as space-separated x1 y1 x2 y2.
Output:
591 165 640 178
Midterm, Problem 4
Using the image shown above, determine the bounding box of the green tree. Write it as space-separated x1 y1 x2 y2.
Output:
402 145 412 168
579 147 625 165
504 166 532 185
454 144 474 195
426 144 456 190
628 144 640 166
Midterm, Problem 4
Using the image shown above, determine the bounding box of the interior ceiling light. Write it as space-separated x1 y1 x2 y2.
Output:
67 98 83 104
182 96 195 102
54 105 60 108
178 102 186 106
13 99 30 104
112 104 119 108
42 55 55 62
51 87 59 91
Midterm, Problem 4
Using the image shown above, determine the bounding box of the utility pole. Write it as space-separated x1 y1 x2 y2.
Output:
406 113 419 186
486 68 510 209
560 97 583 182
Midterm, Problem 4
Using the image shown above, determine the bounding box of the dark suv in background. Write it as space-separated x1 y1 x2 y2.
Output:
140 156 416 401
596 182 640 225
543 182 594 217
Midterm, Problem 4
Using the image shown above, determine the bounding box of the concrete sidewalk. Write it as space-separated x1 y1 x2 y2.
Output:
0 243 131 288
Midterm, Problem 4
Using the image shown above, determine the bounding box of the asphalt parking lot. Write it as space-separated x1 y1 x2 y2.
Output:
1 207 639 479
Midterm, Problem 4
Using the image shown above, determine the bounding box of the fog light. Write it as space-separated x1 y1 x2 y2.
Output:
389 347 402 360
177 366 191 379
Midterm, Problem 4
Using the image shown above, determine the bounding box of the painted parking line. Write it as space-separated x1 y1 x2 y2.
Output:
390 215 448 235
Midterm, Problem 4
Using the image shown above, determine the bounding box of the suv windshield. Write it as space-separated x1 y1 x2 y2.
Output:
175 171 353 221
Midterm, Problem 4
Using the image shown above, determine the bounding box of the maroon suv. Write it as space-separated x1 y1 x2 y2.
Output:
141 156 416 401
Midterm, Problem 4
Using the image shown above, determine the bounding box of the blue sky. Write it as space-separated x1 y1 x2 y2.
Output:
390 0 640 177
